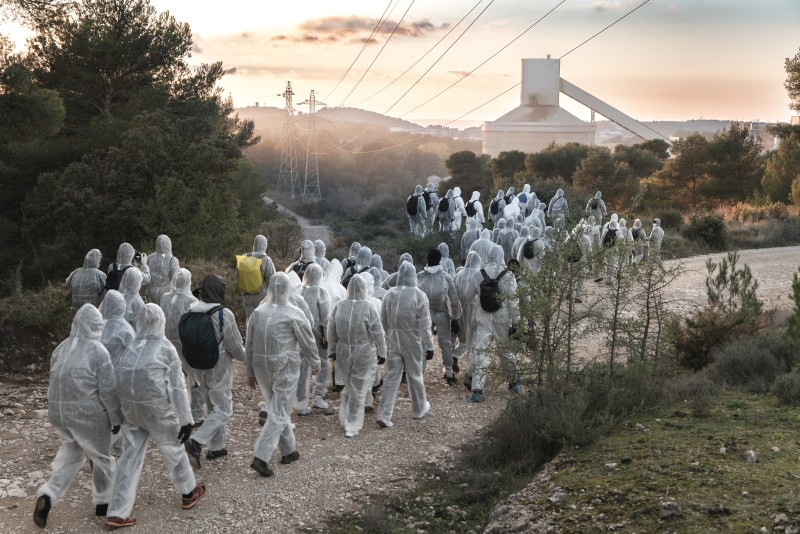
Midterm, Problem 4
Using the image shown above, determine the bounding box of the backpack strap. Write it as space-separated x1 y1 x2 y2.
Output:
495 269 508 281
207 305 225 345
480 269 489 281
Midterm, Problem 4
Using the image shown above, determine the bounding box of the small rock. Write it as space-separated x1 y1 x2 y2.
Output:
605 463 617 470
775 513 790 526
2 409 14 416
762 528 770 533
35 410 48 419
27 471 44 481
742 491 750 497
635 423 646 431
6 488 28 498
742 450 758 463
772 446 781 453
719 447 727 454
660 501 682 519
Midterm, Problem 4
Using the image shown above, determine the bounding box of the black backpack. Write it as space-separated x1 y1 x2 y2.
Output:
179 306 224 370
438 197 450 213
490 199 501 215
479 269 508 313
603 228 617 248
105 263 131 291
422 191 433 211
590 198 599 210
342 266 369 289
505 194 514 205
632 228 643 241
406 195 419 216
522 239 539 260
291 261 310 279
465 200 477 217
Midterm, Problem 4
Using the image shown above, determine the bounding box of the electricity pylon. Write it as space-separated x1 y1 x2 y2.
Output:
298 89 325 201
276 81 301 198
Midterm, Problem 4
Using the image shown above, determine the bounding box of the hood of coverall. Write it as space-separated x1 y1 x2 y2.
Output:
117 243 135 266
396 262 417 288
101 290 126 320
253 235 268 255
71 304 105 340
155 234 172 255
347 274 369 300
135 303 166 340
302 263 324 287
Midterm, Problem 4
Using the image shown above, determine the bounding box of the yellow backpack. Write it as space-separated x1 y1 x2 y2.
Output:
236 255 264 294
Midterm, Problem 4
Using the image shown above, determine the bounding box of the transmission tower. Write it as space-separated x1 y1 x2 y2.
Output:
298 90 325 201
276 81 301 198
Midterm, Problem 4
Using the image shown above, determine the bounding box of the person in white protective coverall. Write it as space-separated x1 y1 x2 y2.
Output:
464 191 485 228
343 246 373 288
450 187 468 232
602 220 621 285
314 239 332 273
383 253 414 290
407 185 428 237
417 249 462 385
503 196 521 222
361 271 385 411
424 182 439 233
588 215 603 281
566 226 592 303
246 273 320 477
107 243 150 293
465 245 519 402
547 188 569 223
296 264 332 414
370 255 390 284
618 218 633 269
183 275 245 467
286 239 317 280
438 242 456 278
106 304 206 528
524 198 546 231
630 219 647 264
436 189 456 232
488 190 506 226
341 242 362 276
115 267 145 327
240 234 277 320
66 249 106 310
517 227 545 275
511 226 530 265
453 251 482 387
100 290 135 368
585 191 607 227
492 217 506 244
648 218 665 267
159 269 204 423
461 218 482 261
146 235 179 304
469 229 495 264
498 219 519 264
33 304 122 529
517 184 534 217
328 274 387 437
376 262 434 427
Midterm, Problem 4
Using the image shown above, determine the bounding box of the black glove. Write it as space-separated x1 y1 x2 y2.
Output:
328 353 336 361
111 425 120 435
177 424 193 444
377 356 386 365
450 319 460 334
425 350 434 361
508 325 517 337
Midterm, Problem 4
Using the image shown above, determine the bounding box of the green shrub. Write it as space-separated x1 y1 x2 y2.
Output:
682 214 727 250
772 369 800 405
0 283 72 335
665 370 718 417
789 269 800 340
708 337 782 393
658 209 684 230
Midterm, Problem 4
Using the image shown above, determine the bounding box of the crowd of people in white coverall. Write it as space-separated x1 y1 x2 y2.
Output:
39 184 665 529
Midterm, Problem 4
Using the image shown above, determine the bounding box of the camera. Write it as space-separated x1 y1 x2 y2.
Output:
133 251 142 262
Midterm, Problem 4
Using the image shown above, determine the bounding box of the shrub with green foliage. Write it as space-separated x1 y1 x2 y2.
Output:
681 214 728 250
772 369 800 405
657 209 684 230
708 337 782 393
665 370 719 417
787 268 800 339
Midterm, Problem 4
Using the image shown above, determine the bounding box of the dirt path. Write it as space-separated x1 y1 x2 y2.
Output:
1 246 798 533
263 195 332 244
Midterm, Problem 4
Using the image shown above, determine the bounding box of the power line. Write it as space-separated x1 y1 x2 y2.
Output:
561 0 652 59
398 0 567 118
384 0 496 115
323 0 396 101
354 0 487 107
339 0 417 107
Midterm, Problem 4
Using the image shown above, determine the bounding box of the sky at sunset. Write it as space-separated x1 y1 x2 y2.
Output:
5 0 800 126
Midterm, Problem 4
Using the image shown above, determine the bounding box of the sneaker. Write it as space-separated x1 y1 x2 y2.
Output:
250 457 274 477
95 503 108 517
181 482 207 509
206 448 228 461
452 358 460 374
446 375 458 386
332 384 344 393
376 418 393 428
594 277 604 283
280 450 300 464
184 438 202 469
344 430 357 438
312 396 329 409
258 410 268 427
463 376 473 391
364 405 374 413
508 381 522 394
105 516 136 529
371 379 384 393
413 401 431 419
470 391 486 403
33 495 51 528
297 407 312 416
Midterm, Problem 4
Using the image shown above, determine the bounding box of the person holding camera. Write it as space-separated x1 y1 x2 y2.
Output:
106 243 151 294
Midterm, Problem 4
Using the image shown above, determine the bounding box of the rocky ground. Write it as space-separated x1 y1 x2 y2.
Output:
1 246 798 533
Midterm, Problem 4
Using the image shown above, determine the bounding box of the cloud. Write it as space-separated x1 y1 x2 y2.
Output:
270 16 448 44
592 0 624 11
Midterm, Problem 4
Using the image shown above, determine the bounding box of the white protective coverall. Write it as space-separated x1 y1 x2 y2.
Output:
109 243 151 291
328 274 387 437
297 264 332 411
585 191 607 227
314 239 332 273
469 229 495 264
465 191 485 228
407 185 427 236
117 267 145 327
100 290 135 367
466 245 518 393
108 304 196 519
382 253 414 290
159 268 203 421
453 251 482 371
438 242 456 278
241 234 277 319
488 191 506 225
517 227 545 275
461 219 482 260
247 273 320 464
417 259 462 377
146 235 180 304
648 218 665 267
547 188 569 223
377 262 434 426
370 255 390 284
66 249 106 310
450 186 468 232
38 305 121 509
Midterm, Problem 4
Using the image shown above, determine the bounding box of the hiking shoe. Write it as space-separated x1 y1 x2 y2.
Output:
364 405 374 413
413 401 431 419
463 376 473 390
376 418 393 428
297 407 312 416
508 381 522 394
344 430 357 438
106 516 136 529
312 395 329 409
181 482 207 509
184 438 202 469
332 384 344 393
280 451 300 465
33 495 50 528
594 277 604 283
95 503 108 517
250 457 274 477
452 358 460 374
258 410 268 427
574 298 582 304
206 448 228 461
371 379 383 393
446 375 458 386
470 391 486 403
